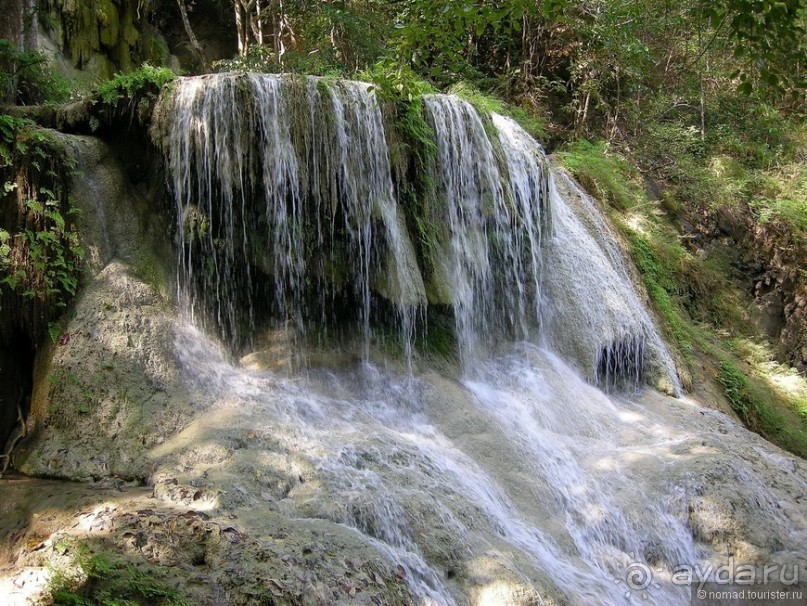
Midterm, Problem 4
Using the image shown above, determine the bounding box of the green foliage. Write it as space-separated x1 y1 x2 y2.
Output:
0 115 84 311
395 96 436 164
51 544 190 606
362 60 435 103
622 228 693 359
0 38 73 105
0 114 32 167
757 197 807 232
393 0 567 84
718 360 756 424
362 60 438 183
717 359 807 457
213 43 345 76
95 63 175 106
557 140 644 210
449 82 548 140
219 0 396 74
18 195 84 304
633 91 806 242
707 0 806 99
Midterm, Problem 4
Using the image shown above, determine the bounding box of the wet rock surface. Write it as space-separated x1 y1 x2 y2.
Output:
0 476 413 606
3 301 806 604
15 262 192 482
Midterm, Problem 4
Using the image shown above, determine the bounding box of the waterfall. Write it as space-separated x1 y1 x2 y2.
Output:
152 75 806 605
164 73 425 361
161 73 676 387
542 169 680 392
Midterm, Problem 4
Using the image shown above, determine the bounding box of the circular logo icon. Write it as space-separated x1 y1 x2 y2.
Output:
625 562 653 591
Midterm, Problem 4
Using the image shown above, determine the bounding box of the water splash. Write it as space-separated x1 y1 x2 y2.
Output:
156 77 804 604
162 75 677 387
422 98 548 366
172 325 805 605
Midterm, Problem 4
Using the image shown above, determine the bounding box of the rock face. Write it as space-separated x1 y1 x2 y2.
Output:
16 261 194 481
5 324 807 606
2 131 420 604
694 202 807 373
0 0 237 88
11 133 177 480
0 478 415 606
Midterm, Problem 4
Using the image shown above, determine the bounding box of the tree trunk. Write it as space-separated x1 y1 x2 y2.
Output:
0 0 38 104
0 0 24 48
575 89 592 137
22 0 37 53
176 0 208 71
234 0 257 57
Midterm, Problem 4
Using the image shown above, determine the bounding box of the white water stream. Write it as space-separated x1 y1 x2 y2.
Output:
174 324 806 605
160 74 806 604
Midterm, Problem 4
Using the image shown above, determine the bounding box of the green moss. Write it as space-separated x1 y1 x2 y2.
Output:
557 140 645 211
316 76 338 99
95 64 175 106
390 96 449 281
416 310 455 359
717 360 807 458
133 249 169 299
142 31 169 67
449 82 548 141
618 226 691 357
96 0 120 48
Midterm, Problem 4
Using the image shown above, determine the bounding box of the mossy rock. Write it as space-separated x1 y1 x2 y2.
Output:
96 0 120 48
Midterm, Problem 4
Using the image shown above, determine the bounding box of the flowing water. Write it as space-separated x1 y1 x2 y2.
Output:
159 74 805 604
165 73 424 358
173 325 805 605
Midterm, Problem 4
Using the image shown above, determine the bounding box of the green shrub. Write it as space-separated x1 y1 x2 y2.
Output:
51 544 190 606
95 63 175 107
0 115 83 312
0 38 73 105
361 60 435 103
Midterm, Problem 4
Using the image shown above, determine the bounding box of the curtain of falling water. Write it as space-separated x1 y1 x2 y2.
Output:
162 73 678 388
165 74 424 360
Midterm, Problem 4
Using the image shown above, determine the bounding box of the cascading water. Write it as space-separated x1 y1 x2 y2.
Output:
158 75 806 605
164 73 425 360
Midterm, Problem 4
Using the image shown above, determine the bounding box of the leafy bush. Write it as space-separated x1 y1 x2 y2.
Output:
0 38 73 105
362 60 435 103
95 63 175 106
0 115 83 313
